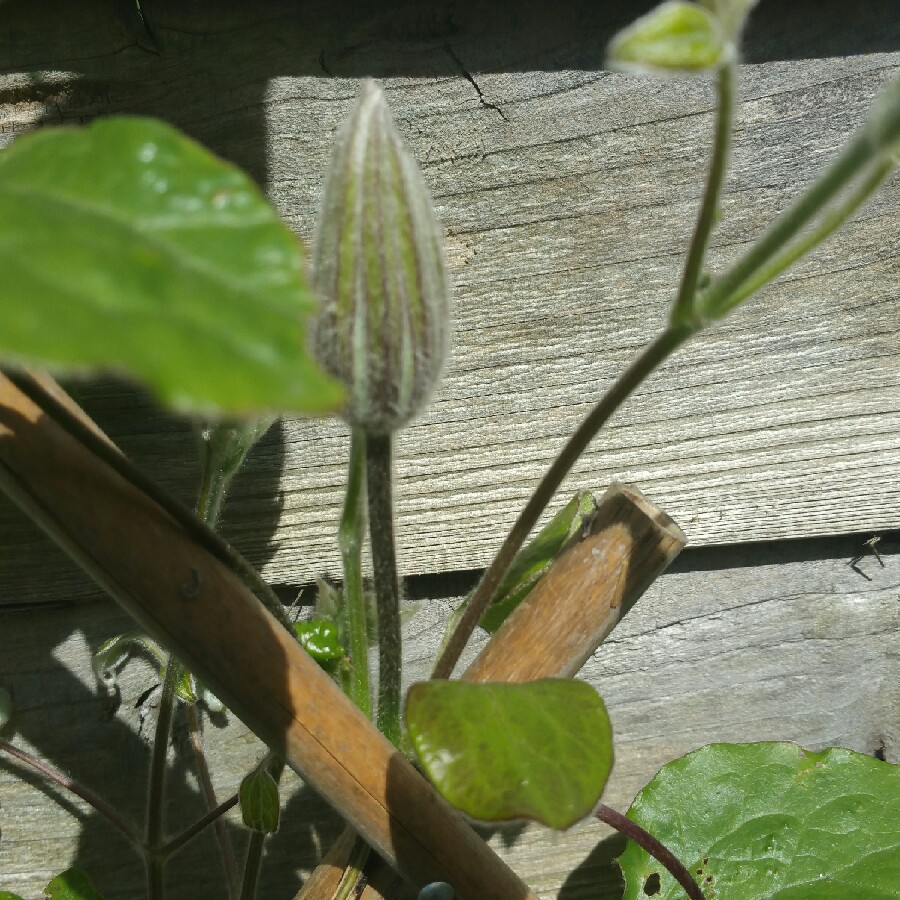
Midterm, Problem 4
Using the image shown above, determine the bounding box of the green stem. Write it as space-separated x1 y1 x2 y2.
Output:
704 156 894 313
0 737 144 850
181 430 241 899
365 433 403 745
186 703 240 899
340 427 371 717
146 657 182 900
431 324 694 679
240 832 266 900
671 60 736 326
239 755 284 900
158 792 240 860
699 125 896 321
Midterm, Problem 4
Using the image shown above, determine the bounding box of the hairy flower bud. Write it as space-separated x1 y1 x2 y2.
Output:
313 80 450 434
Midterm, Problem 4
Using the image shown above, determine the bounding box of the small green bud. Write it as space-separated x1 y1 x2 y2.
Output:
313 80 450 434
239 765 281 833
607 1 728 77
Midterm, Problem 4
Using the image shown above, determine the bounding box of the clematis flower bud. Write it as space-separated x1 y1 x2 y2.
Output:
313 80 450 435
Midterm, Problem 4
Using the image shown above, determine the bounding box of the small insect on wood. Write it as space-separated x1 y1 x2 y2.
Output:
849 535 884 569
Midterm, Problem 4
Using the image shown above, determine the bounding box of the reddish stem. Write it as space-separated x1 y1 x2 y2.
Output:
595 803 705 900
0 737 144 849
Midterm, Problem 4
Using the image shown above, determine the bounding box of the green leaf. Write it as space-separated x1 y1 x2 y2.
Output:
44 867 106 900
0 892 27 900
406 679 614 829
607 1 726 76
173 668 197 704
0 117 343 416
0 686 12 729
294 618 345 663
480 491 595 633
438 492 594 649
619 742 900 899
92 632 164 690
239 766 281 834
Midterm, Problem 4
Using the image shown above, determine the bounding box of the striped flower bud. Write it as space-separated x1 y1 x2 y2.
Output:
313 80 450 435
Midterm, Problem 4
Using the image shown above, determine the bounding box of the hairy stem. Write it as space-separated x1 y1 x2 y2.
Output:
672 60 736 326
704 156 894 313
595 803 704 900
146 658 182 900
0 737 144 850
240 832 266 900
365 433 403 745
183 432 242 899
332 836 371 900
340 427 371 716
432 324 694 678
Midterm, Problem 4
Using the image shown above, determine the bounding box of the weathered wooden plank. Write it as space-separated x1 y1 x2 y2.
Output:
0 3 897 604
1 536 896 898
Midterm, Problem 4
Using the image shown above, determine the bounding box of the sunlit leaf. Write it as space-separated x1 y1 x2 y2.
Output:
0 117 342 416
43 867 106 900
619 742 900 899
91 633 164 690
407 679 613 829
294 618 345 663
440 492 594 649
607 1 726 76
239 766 281 834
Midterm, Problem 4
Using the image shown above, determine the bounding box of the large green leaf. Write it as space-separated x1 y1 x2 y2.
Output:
619 742 900 899
43 867 106 900
0 117 342 416
406 679 613 829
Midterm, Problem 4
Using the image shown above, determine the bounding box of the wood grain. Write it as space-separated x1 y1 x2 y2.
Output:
3 534 895 899
0 2 897 604
0 374 535 900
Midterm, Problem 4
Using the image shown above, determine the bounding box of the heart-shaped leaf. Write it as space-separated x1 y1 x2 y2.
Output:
0 117 342 416
406 679 613 829
619 742 900 899
44 867 106 900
